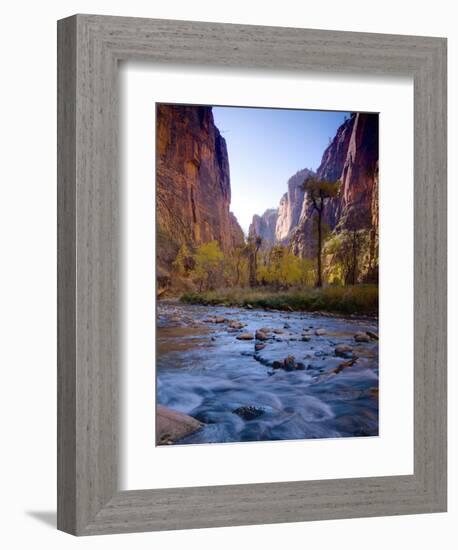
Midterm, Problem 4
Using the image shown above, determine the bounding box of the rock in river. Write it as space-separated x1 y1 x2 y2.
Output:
315 328 327 336
354 331 371 343
229 321 245 329
283 355 296 371
156 404 202 445
236 332 254 341
335 344 353 357
233 406 265 420
255 329 269 341
333 357 358 374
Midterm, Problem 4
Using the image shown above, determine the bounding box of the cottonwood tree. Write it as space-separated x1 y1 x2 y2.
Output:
223 245 249 287
172 243 194 276
247 234 262 287
302 176 340 287
342 207 370 285
191 241 224 292
259 246 303 289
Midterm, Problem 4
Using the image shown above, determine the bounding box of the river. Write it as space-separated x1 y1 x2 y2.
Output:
156 301 379 444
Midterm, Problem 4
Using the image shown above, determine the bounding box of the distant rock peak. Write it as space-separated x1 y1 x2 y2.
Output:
275 168 316 244
248 208 278 246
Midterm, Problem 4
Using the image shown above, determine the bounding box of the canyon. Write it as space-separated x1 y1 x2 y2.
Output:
155 106 379 445
249 112 379 283
157 106 379 291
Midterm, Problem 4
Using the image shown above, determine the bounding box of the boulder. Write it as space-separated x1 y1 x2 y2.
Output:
236 332 254 341
315 328 327 336
283 355 296 371
156 404 202 445
335 344 353 357
354 331 370 343
228 321 245 329
233 406 265 421
255 330 269 341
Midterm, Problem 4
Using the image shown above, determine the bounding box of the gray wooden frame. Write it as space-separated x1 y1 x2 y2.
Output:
57 14 447 536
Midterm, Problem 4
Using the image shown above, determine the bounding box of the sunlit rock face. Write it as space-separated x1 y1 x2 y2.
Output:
247 113 379 282
275 168 315 244
248 208 278 247
289 113 379 281
156 104 244 281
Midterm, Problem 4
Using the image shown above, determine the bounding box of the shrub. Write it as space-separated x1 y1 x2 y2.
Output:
181 284 378 316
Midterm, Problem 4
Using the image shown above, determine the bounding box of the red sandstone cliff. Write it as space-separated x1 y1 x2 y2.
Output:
275 168 315 244
290 113 379 281
156 105 245 285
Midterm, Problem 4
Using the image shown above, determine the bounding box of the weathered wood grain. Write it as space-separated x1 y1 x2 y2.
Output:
57 14 447 535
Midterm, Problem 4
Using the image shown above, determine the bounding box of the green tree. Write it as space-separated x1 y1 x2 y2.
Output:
247 234 262 287
230 245 250 287
260 246 303 288
172 243 194 276
191 241 224 292
298 258 316 287
324 225 368 285
302 176 340 287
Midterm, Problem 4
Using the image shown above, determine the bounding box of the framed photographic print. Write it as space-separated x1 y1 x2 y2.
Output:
154 104 380 447
57 14 447 535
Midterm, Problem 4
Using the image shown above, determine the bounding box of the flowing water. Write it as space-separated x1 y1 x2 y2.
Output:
157 301 379 444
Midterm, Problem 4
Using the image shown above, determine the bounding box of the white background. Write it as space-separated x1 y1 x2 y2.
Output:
0 1 455 549
122 65 414 489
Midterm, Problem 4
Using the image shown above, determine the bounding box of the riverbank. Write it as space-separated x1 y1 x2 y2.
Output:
181 284 378 316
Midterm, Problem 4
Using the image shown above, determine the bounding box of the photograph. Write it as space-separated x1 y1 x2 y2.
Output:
2 3 448 542
155 103 379 445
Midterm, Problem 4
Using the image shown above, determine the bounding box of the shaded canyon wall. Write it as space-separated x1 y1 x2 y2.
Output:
250 113 379 282
156 105 245 288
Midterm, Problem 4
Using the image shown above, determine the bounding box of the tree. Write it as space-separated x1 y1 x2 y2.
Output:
190 241 224 292
172 243 194 276
302 176 340 287
247 234 262 287
221 245 249 287
347 229 365 285
232 245 250 287
326 230 363 285
298 258 316 287
258 246 303 289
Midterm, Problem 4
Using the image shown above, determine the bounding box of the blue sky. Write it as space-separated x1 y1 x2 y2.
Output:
213 106 350 234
